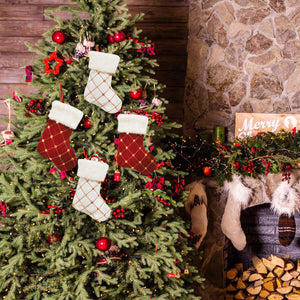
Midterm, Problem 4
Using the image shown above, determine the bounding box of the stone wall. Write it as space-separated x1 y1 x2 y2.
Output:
184 0 300 138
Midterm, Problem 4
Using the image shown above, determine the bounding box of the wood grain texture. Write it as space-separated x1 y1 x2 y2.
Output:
0 0 188 125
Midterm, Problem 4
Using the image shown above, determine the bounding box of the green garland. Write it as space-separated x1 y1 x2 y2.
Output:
171 130 300 186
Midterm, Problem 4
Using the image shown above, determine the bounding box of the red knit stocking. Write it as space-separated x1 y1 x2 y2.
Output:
117 132 157 176
37 120 77 172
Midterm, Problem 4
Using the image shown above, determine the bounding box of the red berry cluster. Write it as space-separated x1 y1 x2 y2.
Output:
104 196 115 204
112 206 125 219
154 193 170 206
155 161 165 170
115 110 163 126
145 177 165 191
25 99 44 116
241 160 255 173
217 142 227 154
281 163 291 181
262 159 271 175
42 204 65 215
107 31 126 43
69 188 75 198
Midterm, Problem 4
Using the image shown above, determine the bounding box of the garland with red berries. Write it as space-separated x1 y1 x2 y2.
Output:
170 129 300 186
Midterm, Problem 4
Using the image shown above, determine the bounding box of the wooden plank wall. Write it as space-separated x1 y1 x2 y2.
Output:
0 0 189 132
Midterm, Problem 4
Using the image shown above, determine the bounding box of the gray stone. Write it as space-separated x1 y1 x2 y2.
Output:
245 33 273 54
282 40 300 59
269 0 286 13
247 47 282 70
250 72 283 99
271 60 297 83
227 22 252 40
274 15 296 44
225 41 247 69
273 97 292 112
228 82 247 106
237 7 270 25
285 66 300 94
208 91 231 112
288 8 300 27
215 2 234 25
207 13 229 48
291 92 300 109
250 100 274 112
207 64 243 92
202 0 223 9
194 110 232 130
234 0 267 6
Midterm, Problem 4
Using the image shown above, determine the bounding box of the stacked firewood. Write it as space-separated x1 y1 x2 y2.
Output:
226 255 300 300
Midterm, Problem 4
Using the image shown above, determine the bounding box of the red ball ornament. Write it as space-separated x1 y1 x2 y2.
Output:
113 31 126 43
96 237 111 251
107 35 115 43
203 166 212 177
65 58 72 65
52 31 66 44
129 88 143 100
83 117 93 129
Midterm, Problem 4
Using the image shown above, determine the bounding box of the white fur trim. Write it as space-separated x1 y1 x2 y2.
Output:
223 175 252 208
89 51 120 74
271 181 300 216
77 159 108 182
117 114 148 135
48 101 83 129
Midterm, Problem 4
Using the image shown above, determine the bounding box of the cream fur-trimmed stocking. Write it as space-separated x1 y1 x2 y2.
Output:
185 181 208 248
84 51 122 114
73 159 111 222
221 175 252 251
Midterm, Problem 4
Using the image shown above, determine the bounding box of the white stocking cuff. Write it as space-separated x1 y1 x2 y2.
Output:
77 159 109 182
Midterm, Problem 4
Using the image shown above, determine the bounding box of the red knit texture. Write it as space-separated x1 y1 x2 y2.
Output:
37 119 77 171
116 132 157 176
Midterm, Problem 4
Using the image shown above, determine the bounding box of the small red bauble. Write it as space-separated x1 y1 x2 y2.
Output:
203 166 212 177
107 35 115 43
129 88 142 100
96 237 111 251
65 58 72 65
83 117 93 129
48 233 61 244
52 31 66 44
113 31 126 43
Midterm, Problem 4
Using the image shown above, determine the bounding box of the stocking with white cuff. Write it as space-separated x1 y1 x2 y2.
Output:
72 159 111 222
37 101 83 172
84 51 122 113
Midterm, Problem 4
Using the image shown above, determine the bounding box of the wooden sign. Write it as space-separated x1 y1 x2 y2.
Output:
235 113 300 138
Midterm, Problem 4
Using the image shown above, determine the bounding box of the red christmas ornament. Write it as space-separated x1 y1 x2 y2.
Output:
113 31 126 43
43 51 64 75
48 233 61 244
129 88 142 100
107 35 115 43
52 30 66 44
82 117 93 129
96 237 111 251
114 169 120 181
203 166 212 177
65 58 72 65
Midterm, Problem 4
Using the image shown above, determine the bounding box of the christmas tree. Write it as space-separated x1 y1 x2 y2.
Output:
0 0 204 299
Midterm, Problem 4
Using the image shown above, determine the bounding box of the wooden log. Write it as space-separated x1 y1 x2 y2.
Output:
276 286 293 295
267 272 276 278
259 289 271 298
276 278 282 289
249 273 264 282
236 277 247 289
247 284 262 295
290 270 300 279
270 255 285 268
242 269 252 281
291 279 300 288
253 256 268 274
267 294 284 300
234 290 245 300
245 297 255 300
262 257 276 272
297 259 300 273
282 281 292 287
281 272 293 282
285 261 295 271
254 279 264 287
286 294 300 300
263 279 276 292
227 283 237 292
227 268 239 280
273 267 284 278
